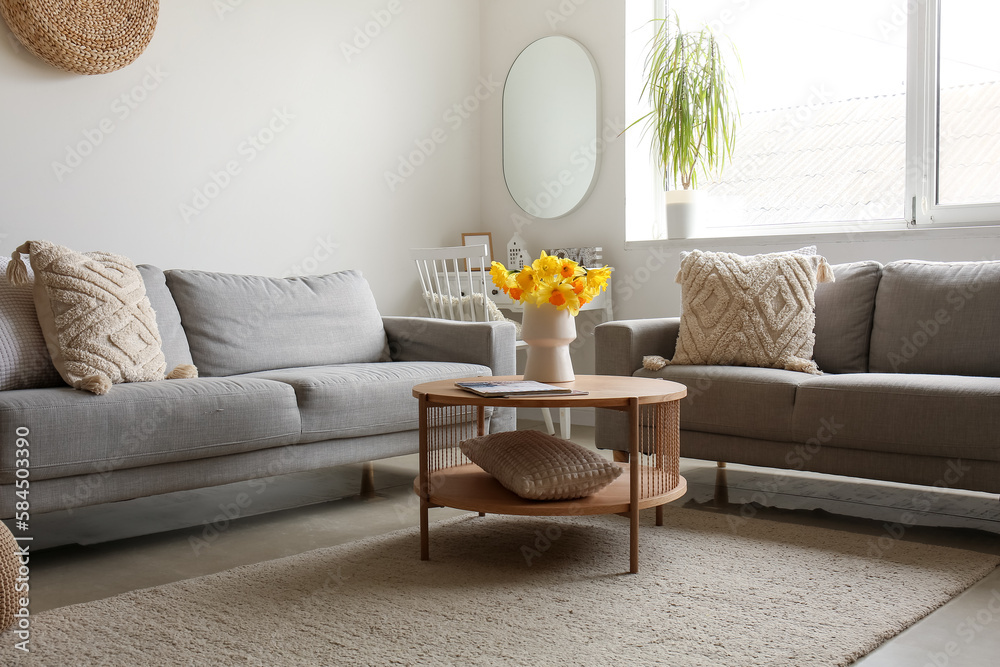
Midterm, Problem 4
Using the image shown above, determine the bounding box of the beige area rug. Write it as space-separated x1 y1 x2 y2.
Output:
11 508 1000 666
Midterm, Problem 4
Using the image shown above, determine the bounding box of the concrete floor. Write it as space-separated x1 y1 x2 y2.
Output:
16 422 1000 666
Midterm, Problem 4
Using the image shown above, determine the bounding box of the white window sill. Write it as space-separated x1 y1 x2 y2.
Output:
625 220 1000 251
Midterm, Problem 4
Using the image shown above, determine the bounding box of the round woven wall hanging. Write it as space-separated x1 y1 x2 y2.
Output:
0 0 159 75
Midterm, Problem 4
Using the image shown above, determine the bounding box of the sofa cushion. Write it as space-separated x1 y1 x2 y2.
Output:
791 373 1000 462
242 361 493 443
137 265 194 371
166 269 389 376
635 364 812 442
8 240 168 395
670 249 834 374
813 261 882 374
869 260 1000 376
459 430 622 500
0 377 301 483
0 256 62 391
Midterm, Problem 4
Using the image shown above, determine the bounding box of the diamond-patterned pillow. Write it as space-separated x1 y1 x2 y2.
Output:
669 249 835 374
459 430 622 500
6 240 196 395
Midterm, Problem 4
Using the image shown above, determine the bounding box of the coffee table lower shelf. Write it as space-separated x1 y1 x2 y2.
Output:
415 463 687 571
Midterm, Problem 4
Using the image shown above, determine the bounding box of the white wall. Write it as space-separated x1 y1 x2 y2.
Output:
480 0 1000 383
0 0 481 315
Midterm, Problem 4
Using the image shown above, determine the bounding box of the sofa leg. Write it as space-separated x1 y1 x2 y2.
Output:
613 450 629 464
714 462 729 507
358 461 382 501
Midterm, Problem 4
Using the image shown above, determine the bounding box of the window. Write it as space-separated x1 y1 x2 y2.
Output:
625 0 1000 241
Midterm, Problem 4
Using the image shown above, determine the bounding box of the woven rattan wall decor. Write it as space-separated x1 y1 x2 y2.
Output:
0 0 159 75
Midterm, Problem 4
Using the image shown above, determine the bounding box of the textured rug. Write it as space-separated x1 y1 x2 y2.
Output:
11 508 1000 666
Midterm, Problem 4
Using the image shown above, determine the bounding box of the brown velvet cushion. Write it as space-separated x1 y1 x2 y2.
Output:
459 430 622 500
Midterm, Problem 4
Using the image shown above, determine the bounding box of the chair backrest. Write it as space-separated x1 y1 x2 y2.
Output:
411 245 496 323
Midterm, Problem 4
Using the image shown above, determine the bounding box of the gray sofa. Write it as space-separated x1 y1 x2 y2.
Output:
595 259 1000 496
0 266 515 518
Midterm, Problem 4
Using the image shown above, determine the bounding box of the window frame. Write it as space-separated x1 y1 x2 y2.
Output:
909 0 1000 228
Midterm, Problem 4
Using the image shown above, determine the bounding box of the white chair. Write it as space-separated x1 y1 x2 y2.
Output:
411 245 569 437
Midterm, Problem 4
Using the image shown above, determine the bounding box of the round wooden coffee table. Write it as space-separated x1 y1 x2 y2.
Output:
412 375 687 573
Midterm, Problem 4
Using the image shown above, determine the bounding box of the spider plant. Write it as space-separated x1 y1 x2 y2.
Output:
629 13 740 190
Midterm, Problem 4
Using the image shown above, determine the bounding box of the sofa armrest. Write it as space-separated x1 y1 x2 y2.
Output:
383 317 516 376
594 318 680 452
383 317 516 433
595 318 681 377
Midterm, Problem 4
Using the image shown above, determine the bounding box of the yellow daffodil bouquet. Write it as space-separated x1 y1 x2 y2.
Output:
490 251 611 316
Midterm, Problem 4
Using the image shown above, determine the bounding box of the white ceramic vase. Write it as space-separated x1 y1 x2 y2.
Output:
521 304 577 383
665 189 703 239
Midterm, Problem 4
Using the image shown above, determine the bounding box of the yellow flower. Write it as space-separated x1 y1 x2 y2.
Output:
532 250 561 278
536 281 582 314
515 266 537 293
489 262 509 290
559 260 577 280
585 266 612 294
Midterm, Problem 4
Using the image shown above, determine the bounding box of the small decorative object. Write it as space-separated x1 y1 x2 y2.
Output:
506 232 528 270
543 246 603 267
0 521 19 632
491 251 611 382
0 0 160 75
460 232 494 270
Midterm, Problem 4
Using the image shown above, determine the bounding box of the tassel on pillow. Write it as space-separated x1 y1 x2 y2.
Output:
6 244 31 287
643 355 670 371
166 364 198 380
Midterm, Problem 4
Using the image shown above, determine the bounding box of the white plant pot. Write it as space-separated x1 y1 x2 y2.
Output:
665 189 703 239
520 304 577 383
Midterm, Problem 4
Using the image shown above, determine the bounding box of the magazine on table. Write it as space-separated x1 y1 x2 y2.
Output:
455 380 588 398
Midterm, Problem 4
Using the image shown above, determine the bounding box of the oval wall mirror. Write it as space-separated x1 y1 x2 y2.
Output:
503 36 601 220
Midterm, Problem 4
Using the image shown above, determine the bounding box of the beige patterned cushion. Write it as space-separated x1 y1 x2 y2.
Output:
670 249 835 375
0 257 61 391
459 430 622 500
6 240 194 395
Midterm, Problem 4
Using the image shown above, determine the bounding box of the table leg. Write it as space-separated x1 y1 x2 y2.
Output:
656 504 663 527
420 499 429 561
629 397 640 574
419 393 430 561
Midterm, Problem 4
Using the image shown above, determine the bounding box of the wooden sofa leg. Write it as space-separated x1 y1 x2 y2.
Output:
613 450 629 464
359 461 380 500
714 461 729 507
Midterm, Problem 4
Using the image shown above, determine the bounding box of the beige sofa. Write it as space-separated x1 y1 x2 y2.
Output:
595 260 1000 497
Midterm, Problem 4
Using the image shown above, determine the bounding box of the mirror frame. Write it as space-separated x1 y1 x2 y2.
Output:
502 36 602 220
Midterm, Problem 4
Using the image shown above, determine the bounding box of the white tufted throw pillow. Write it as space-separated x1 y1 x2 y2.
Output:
669 248 835 375
6 240 196 395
